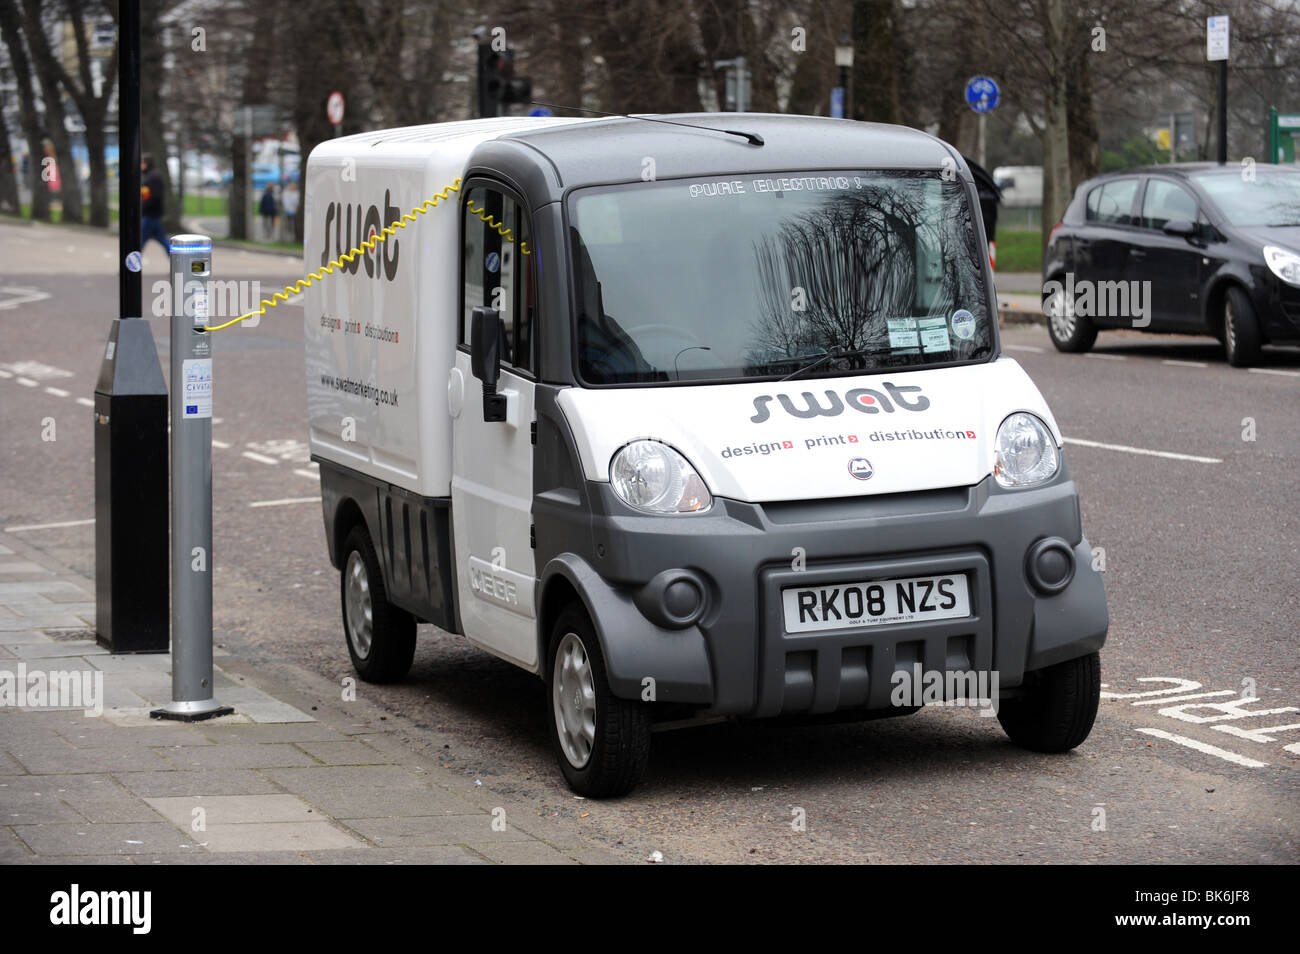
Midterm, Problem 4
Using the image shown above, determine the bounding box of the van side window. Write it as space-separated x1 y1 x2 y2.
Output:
1141 179 1199 230
461 186 534 373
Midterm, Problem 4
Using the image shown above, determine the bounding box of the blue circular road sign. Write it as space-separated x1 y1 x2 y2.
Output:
965 76 999 114
528 107 553 117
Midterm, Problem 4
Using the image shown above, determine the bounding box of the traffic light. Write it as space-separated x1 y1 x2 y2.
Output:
477 45 532 118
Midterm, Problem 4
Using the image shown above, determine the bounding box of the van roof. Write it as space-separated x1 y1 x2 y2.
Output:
500 113 955 184
323 113 957 185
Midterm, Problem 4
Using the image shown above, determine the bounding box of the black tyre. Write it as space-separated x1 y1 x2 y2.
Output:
997 652 1100 753
1043 276 1098 353
340 525 416 683
1223 285 1262 368
547 604 651 798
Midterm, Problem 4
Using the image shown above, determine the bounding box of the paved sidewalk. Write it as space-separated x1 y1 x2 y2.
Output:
0 531 623 864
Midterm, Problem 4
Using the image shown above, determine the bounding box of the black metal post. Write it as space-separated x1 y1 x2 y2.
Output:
1217 60 1227 165
94 0 170 653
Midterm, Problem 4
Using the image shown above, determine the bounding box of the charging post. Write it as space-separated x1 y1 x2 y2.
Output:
151 235 232 722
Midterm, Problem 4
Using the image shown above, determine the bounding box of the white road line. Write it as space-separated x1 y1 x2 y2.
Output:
1161 359 1208 369
76 397 94 407
248 496 321 508
0 369 11 378
1062 436 1221 464
212 417 224 424
211 439 231 449
16 377 37 387
1136 727 1267 768
0 286 51 310
1084 353 1126 361
1004 344 1045 353
43 386 70 398
294 468 320 480
242 451 279 465
5 517 95 532
1248 367 1300 378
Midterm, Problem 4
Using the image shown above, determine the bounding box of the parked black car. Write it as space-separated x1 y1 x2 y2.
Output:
1042 163 1300 366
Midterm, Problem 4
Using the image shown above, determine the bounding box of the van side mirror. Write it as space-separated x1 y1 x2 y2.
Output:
470 307 507 422
1162 218 1198 239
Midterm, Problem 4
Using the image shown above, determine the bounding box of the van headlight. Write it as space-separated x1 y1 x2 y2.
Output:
994 413 1059 489
1264 245 1300 287
609 441 712 513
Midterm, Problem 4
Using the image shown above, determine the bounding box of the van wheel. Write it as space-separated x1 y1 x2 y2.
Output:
1044 278 1097 353
340 525 415 683
1223 286 1261 367
997 652 1100 753
547 605 650 798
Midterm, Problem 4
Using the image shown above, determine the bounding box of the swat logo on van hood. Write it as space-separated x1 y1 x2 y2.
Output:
750 383 929 423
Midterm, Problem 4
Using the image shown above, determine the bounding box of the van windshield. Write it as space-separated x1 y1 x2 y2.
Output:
568 170 993 385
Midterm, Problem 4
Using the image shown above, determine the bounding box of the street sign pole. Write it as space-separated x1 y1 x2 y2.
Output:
94 0 169 654
1208 15 1229 164
151 236 232 723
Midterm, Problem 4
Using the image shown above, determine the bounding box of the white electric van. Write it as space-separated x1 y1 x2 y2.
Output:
304 114 1108 797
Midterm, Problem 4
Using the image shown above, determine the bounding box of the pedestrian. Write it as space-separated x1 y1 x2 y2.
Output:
259 183 277 240
141 153 167 252
281 181 299 241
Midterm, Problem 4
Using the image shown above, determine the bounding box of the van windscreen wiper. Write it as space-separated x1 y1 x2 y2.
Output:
777 346 884 382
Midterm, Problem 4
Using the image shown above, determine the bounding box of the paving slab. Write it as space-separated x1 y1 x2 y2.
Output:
8 742 177 775
467 840 580 864
339 814 528 847
157 743 320 771
294 740 398 765
302 844 489 864
144 793 317 826
12 822 197 855
196 820 362 852
198 723 343 745
262 765 480 818
114 769 283 799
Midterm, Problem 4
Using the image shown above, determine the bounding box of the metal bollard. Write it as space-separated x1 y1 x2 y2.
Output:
151 235 233 722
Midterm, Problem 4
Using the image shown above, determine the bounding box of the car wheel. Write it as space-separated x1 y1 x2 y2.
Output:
547 604 651 797
1043 277 1098 353
1222 285 1261 368
340 525 416 683
997 652 1100 753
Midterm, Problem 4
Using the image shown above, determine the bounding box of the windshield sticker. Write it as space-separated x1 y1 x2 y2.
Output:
951 309 976 340
919 316 951 353
687 176 854 199
484 251 500 274
887 317 920 350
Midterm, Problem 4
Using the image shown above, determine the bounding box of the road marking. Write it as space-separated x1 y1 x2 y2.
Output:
0 369 11 378
1063 436 1221 464
1248 367 1300 378
0 286 51 310
241 451 279 465
1161 359 1208 369
1004 344 1045 353
43 386 70 398
211 439 231 449
1131 690 1237 706
0 360 73 380
1084 352 1126 361
5 517 95 532
16 377 37 387
248 496 320 508
294 468 319 480
1136 727 1268 768
76 397 94 407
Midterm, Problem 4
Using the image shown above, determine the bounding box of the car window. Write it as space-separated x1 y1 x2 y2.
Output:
1087 178 1139 226
1141 179 1199 230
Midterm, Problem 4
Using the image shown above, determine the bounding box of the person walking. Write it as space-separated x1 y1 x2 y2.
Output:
259 183 277 240
141 153 167 252
280 181 299 242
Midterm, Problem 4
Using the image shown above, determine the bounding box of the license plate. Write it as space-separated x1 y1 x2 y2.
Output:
782 573 970 632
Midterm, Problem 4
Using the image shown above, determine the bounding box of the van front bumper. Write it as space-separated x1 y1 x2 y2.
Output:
544 463 1108 718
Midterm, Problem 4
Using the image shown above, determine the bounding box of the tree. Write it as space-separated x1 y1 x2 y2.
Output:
0 0 50 219
0 108 19 213
47 0 118 226
20 0 85 222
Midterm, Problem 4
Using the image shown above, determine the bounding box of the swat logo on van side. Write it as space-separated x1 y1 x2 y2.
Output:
319 190 402 281
848 458 874 480
750 383 929 423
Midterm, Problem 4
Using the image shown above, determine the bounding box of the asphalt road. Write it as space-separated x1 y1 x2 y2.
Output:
2 220 1297 864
